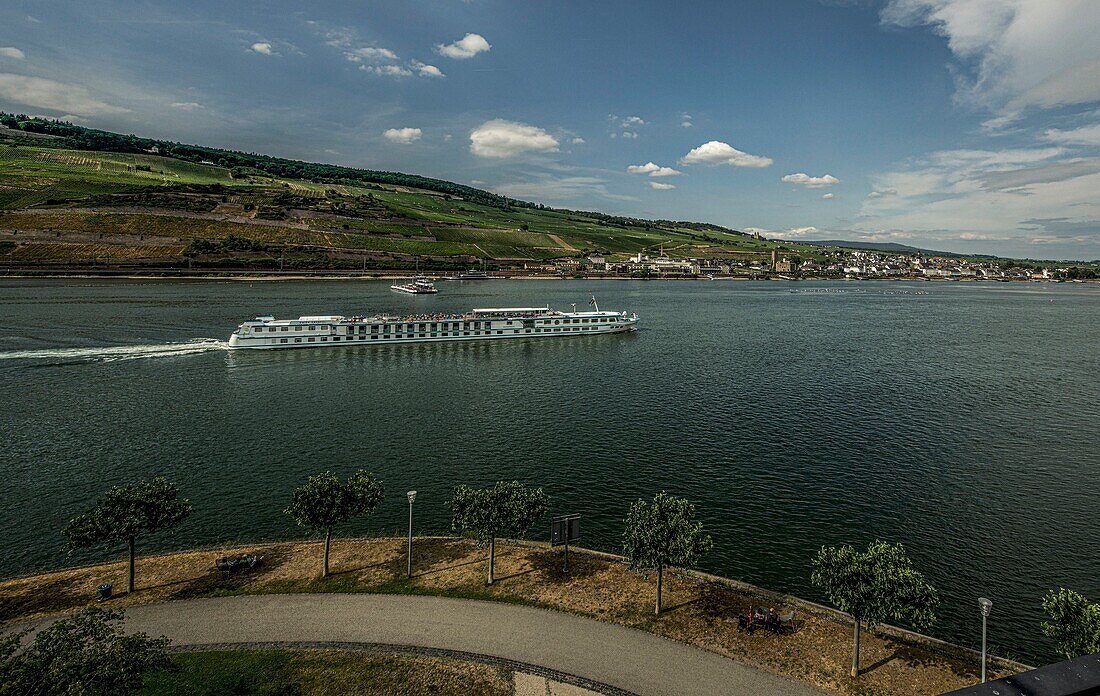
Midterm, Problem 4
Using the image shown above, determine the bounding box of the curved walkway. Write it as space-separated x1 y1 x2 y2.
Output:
38 594 825 696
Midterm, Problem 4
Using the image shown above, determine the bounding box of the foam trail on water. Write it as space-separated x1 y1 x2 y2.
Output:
0 338 228 363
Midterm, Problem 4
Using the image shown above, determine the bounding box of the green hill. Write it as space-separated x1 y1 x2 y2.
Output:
0 115 825 273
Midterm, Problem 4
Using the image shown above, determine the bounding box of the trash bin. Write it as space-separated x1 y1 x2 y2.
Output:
96 583 112 600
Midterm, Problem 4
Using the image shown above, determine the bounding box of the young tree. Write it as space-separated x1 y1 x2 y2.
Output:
1041 588 1100 659
622 492 713 615
285 470 384 577
811 540 938 677
0 605 171 695
450 480 550 584
63 478 192 594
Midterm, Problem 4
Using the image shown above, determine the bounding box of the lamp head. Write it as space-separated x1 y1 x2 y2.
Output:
979 597 992 617
407 490 417 504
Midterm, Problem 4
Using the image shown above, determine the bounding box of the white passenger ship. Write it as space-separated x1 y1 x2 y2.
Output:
390 276 438 294
228 299 639 350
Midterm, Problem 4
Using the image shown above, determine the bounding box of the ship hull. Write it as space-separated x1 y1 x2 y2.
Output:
228 322 636 350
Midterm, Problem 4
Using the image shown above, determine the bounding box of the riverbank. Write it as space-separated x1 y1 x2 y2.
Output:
3 269 1093 284
0 536 1027 695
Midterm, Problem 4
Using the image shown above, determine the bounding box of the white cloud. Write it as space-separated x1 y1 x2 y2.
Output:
249 42 274 55
343 47 398 62
469 119 559 158
620 115 645 128
882 0 1100 111
621 131 638 139
822 193 835 200
745 226 820 239
680 140 773 168
867 188 898 198
680 113 693 128
170 101 204 111
1044 123 1100 145
0 73 129 116
571 137 585 145
782 172 840 188
493 175 636 203
857 145 1100 253
362 64 413 77
649 182 676 190
436 33 491 60
627 162 682 177
0 47 25 60
411 60 445 78
383 127 422 144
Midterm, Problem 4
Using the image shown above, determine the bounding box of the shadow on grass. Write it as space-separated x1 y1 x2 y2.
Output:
661 596 701 614
410 538 486 578
527 549 602 582
698 582 750 620
167 546 295 601
0 574 93 623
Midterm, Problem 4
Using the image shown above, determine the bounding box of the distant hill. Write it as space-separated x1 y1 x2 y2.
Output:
805 239 971 257
0 113 804 272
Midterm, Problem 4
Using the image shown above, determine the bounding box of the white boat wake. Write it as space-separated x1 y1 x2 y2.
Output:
0 338 228 364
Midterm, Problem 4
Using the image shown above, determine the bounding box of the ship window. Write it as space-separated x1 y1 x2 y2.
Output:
322 337 328 342
419 333 425 338
281 326 288 332
280 338 287 343
553 320 559 325
308 337 316 342
431 333 437 337
464 331 470 336
309 326 315 330
295 326 302 331
294 337 301 343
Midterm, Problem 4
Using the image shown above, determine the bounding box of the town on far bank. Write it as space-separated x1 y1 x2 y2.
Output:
529 246 1098 282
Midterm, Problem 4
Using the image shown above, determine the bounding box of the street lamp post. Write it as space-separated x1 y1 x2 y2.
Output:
406 491 417 579
979 597 993 683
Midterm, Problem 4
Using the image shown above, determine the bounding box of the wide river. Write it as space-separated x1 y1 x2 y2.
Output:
1 278 1097 663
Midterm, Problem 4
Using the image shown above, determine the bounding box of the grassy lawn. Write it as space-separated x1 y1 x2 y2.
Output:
0 537 1021 696
138 649 511 696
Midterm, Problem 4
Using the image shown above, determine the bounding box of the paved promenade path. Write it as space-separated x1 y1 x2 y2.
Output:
93 594 824 695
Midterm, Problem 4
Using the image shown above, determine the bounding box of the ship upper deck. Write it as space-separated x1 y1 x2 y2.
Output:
242 307 629 327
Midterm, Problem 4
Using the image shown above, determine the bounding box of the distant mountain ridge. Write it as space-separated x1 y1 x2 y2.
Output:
804 239 975 257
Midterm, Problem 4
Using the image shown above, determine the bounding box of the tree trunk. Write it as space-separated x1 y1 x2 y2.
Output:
127 536 135 594
655 565 663 615
851 619 861 677
488 537 495 585
323 527 332 578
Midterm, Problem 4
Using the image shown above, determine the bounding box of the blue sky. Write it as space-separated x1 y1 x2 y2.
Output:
2 1 1099 259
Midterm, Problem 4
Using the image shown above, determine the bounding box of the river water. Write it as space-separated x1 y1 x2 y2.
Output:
1 278 1097 663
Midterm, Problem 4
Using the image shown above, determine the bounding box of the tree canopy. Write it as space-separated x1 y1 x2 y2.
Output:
285 470 384 531
811 540 938 628
622 492 712 573
63 478 192 549
1041 588 1100 659
450 480 550 546
0 606 171 696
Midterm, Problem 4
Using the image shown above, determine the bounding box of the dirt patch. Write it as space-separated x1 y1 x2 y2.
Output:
1 537 1017 695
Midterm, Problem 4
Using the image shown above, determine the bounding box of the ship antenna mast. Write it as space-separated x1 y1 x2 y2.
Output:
590 295 599 312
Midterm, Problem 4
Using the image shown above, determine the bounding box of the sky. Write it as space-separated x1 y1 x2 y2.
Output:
1 1 1100 260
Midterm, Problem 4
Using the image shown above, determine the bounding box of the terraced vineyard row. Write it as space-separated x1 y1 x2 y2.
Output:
4 242 186 260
